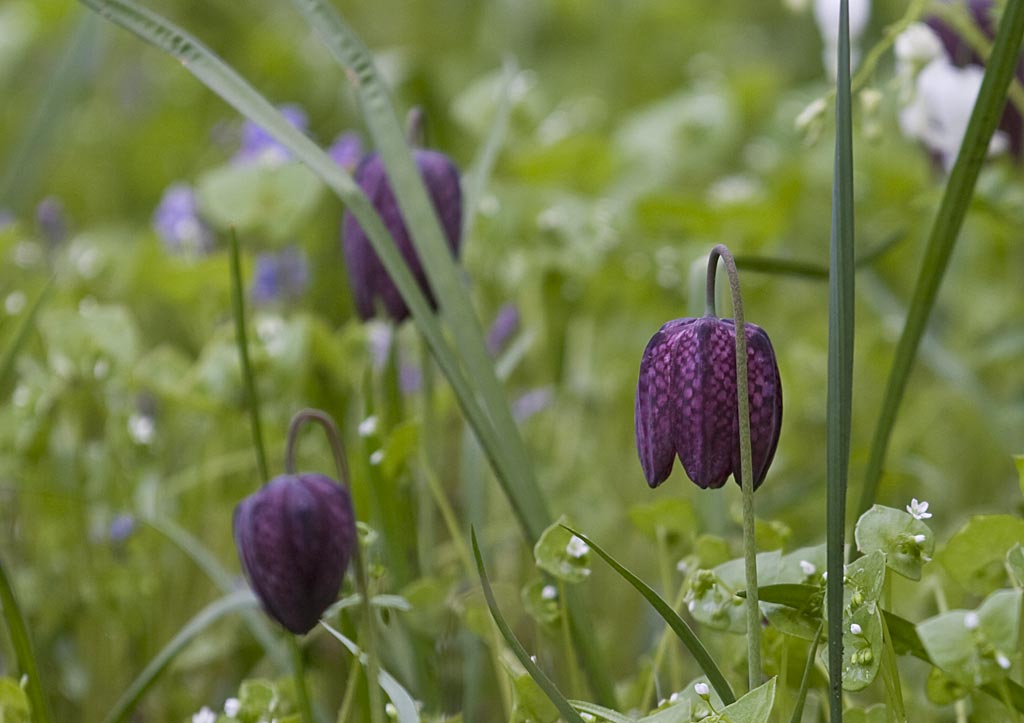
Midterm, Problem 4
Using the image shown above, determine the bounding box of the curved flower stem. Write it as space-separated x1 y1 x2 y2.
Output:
286 409 384 723
707 244 761 690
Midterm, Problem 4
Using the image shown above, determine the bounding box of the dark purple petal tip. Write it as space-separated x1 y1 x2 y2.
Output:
634 316 782 491
341 149 463 322
233 473 357 634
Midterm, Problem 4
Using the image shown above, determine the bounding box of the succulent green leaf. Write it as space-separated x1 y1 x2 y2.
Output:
938 515 1024 594
505 666 559 723
917 589 1022 688
716 676 776 723
521 579 561 626
925 667 969 705
839 606 883 691
854 505 933 580
534 517 592 584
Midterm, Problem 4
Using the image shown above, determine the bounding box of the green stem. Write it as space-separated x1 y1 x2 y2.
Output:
288 637 315 723
285 409 383 723
335 662 361 723
707 244 761 690
640 581 689 708
228 227 270 485
788 626 823 723
0 556 54 723
558 581 584 698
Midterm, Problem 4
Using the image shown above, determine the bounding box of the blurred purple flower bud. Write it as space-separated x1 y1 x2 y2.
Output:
251 247 310 304
152 183 216 255
35 197 68 246
513 386 554 423
926 0 1024 157
234 104 309 166
328 132 364 172
109 514 136 544
342 149 463 322
635 317 782 490
487 303 521 356
399 362 423 394
234 473 357 635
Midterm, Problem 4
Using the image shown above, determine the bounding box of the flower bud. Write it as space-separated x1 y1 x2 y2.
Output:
635 316 782 490
342 149 463 322
233 473 357 634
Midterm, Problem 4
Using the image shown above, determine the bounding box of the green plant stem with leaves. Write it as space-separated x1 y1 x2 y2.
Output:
705 244 761 690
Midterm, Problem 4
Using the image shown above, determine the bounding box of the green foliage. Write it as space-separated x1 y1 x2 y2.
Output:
0 677 30 723
939 515 1024 594
854 505 934 581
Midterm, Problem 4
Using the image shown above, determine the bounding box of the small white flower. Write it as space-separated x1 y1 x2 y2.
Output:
565 535 589 559
530 654 538 663
128 413 155 445
358 416 379 437
965 611 981 630
694 682 711 698
4 291 26 315
799 560 817 576
997 652 1012 670
913 534 927 544
906 498 933 520
669 692 680 703
688 599 697 613
224 698 241 717
895 23 944 69
369 449 385 466
581 714 596 723
676 559 689 574
385 702 397 718
850 623 862 635
192 707 217 723
541 584 558 601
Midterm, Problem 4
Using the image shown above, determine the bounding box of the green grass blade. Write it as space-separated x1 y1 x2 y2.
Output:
228 227 270 485
320 621 420 723
0 279 53 392
569 700 636 723
0 12 104 212
471 528 587 723
826 0 855 720
101 590 258 723
145 515 289 671
0 555 54 723
857 0 1024 518
562 526 736 705
788 626 822 723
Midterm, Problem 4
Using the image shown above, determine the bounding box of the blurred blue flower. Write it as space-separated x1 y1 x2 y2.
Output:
328 132 363 172
109 514 137 544
234 104 308 166
152 183 216 255
512 386 553 423
35 196 68 246
251 246 310 304
487 303 520 356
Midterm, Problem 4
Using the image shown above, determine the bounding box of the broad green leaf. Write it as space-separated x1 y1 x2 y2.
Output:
854 505 933 580
534 517 591 584
238 679 279 717
0 677 30 723
1007 544 1024 588
627 498 697 546
925 667 968 705
717 676 776 723
917 589 1022 688
196 162 323 241
938 515 1024 594
839 605 883 692
845 550 886 606
521 578 561 626
761 546 826 640
843 704 888 723
637 698 690 723
506 666 559 723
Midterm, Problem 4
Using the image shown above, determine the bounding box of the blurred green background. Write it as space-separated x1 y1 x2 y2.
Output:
2 0 1023 720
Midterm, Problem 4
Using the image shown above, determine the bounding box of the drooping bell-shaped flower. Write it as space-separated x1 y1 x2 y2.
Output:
342 148 462 322
635 316 782 490
233 473 357 634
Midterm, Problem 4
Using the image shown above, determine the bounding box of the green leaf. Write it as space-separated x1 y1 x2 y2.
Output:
561 526 735 705
0 556 53 723
854 505 934 580
534 517 592 584
925 667 968 705
1007 544 1024 588
637 698 690 723
843 704 888 723
845 550 886 606
838 605 883 691
569 700 636 723
627 498 698 546
917 589 1022 689
470 529 586 723
0 677 30 723
320 621 421 723
717 676 776 723
503 659 559 723
521 578 561 626
938 515 1024 594
197 162 323 241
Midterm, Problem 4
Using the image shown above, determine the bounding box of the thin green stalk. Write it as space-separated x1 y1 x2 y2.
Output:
857 0 1024 518
0 556 54 723
228 227 270 484
288 637 315 723
558 580 584 698
285 410 383 723
788 626 823 723
336 661 361 723
827 2 856 722
655 527 682 689
706 244 761 690
640 581 689 708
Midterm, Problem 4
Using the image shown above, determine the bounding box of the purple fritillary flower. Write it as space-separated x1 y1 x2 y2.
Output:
926 0 1024 157
328 132 364 172
233 473 357 635
635 316 782 490
487 303 521 356
35 196 68 246
234 104 309 166
342 149 463 322
250 247 310 304
152 183 216 255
